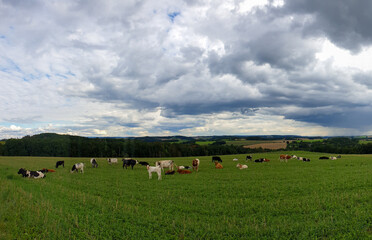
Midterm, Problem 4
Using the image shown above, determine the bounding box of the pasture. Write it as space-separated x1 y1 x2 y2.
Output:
0 152 371 239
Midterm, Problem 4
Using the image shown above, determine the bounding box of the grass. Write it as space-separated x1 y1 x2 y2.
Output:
0 152 371 239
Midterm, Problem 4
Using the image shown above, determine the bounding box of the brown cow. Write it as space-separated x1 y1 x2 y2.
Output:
177 168 192 174
214 161 223 169
279 154 291 162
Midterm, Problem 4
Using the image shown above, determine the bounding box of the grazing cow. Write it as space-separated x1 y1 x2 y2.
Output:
279 154 291 162
192 158 200 172
233 158 239 161
90 158 98 168
246 155 253 161
17 168 45 179
214 161 223 169
107 158 118 164
236 163 248 169
319 156 329 160
155 160 174 172
138 161 150 166
177 167 192 174
71 163 84 173
212 156 222 162
165 170 175 175
56 161 64 168
147 165 162 180
122 158 138 169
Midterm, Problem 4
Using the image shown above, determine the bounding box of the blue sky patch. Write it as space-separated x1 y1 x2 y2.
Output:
168 12 180 23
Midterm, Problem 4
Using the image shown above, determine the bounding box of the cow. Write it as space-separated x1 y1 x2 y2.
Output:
177 167 192 174
90 158 98 168
263 158 270 162
56 161 64 168
246 155 253 161
302 158 311 162
138 161 150 166
254 158 264 162
233 158 239 161
212 156 222 162
236 163 248 169
279 154 291 162
192 158 200 172
155 160 174 172
330 156 337 160
337 155 342 158
165 170 175 175
71 163 84 173
319 156 329 160
39 168 56 173
122 158 138 169
147 165 162 180
107 158 118 164
17 168 45 179
214 161 223 169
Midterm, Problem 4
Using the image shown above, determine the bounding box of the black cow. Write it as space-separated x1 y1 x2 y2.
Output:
56 161 64 168
165 170 175 175
138 161 150 166
212 156 222 162
122 158 138 169
254 158 264 162
319 156 329 160
302 158 311 162
246 155 253 161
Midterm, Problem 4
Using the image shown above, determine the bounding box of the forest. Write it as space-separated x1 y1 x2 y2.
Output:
0 133 267 157
1 133 372 157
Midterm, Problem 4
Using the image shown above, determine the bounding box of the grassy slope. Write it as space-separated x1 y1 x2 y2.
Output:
0 152 371 239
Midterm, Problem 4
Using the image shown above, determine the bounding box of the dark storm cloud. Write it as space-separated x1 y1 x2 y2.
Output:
279 0 372 52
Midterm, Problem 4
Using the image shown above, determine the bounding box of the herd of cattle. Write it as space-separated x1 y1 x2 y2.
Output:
17 154 341 180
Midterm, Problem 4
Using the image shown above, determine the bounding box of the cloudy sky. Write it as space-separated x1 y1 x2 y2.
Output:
1 0 372 138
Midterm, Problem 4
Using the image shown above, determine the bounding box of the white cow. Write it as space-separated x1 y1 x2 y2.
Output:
107 158 118 164
236 163 248 169
233 158 238 161
155 160 174 172
71 163 84 173
147 165 162 180
330 156 337 160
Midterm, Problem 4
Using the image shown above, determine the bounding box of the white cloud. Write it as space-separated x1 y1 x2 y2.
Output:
1 0 372 139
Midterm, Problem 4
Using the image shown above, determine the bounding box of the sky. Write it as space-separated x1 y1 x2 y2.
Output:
1 0 372 139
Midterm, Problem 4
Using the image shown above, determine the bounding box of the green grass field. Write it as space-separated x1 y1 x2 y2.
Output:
0 152 371 239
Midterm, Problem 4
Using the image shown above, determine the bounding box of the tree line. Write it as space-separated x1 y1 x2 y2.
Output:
0 133 268 158
287 137 372 154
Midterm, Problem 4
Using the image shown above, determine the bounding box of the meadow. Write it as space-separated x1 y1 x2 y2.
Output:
0 151 371 239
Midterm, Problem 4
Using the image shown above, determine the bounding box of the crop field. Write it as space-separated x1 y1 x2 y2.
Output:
0 152 371 239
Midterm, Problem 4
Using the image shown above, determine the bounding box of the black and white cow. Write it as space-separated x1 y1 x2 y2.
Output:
56 161 64 168
212 156 222 162
17 168 45 179
122 158 138 169
71 163 84 173
246 155 253 161
90 158 98 168
138 161 150 166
